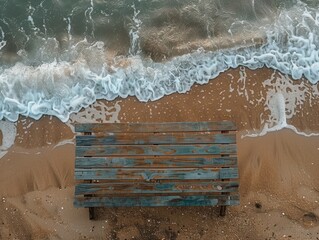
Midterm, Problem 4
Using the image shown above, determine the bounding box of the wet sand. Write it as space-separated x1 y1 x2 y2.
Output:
0 67 319 239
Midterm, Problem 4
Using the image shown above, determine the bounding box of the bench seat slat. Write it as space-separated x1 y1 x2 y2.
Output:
76 133 236 146
76 144 237 157
75 181 239 195
75 121 236 133
75 156 238 168
74 195 239 208
75 168 239 181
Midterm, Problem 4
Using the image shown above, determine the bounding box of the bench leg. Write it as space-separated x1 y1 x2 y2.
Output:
89 207 95 220
219 206 227 217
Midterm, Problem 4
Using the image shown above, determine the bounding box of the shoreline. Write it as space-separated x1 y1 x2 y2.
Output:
0 66 319 239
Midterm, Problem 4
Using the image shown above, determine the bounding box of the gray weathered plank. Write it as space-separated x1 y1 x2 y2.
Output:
75 156 237 168
75 168 239 181
76 132 236 146
76 144 237 157
75 121 236 133
74 195 240 208
75 181 239 195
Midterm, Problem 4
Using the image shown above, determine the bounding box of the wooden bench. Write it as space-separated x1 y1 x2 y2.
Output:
74 121 239 220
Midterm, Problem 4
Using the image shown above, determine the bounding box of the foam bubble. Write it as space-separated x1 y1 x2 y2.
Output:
243 72 319 138
0 121 17 158
0 26 6 51
66 100 121 133
69 100 121 124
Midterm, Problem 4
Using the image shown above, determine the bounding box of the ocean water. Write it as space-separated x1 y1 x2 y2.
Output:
0 0 318 122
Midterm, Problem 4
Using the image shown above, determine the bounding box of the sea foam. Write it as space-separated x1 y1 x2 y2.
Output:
0 3 318 123
0 121 16 158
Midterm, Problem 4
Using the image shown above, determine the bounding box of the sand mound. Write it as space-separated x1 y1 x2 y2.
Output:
0 144 74 197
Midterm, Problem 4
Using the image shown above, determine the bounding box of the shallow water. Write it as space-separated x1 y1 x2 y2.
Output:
0 0 318 122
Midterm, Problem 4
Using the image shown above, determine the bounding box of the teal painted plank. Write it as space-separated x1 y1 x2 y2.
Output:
76 133 236 146
220 168 239 179
75 181 239 195
74 168 238 181
75 121 236 133
74 195 240 208
75 156 238 168
76 144 237 157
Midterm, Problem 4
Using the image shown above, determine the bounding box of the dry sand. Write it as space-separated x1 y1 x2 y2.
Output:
0 67 319 240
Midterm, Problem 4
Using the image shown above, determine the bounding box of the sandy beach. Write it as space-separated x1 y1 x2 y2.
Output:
0 67 319 239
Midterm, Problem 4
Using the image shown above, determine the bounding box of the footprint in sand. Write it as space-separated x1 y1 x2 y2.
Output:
302 212 318 228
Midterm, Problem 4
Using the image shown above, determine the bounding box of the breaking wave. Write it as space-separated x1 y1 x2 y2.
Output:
0 0 318 122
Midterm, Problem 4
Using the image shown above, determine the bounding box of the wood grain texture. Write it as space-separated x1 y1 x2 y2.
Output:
75 168 239 181
75 181 239 195
75 121 236 133
74 195 240 207
76 144 237 157
76 132 236 146
75 156 238 168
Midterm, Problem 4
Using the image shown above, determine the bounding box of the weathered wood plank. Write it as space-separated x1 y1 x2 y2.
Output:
75 156 238 168
75 168 239 181
73 121 240 212
75 181 239 195
76 144 237 157
220 168 239 179
76 132 236 146
74 195 240 208
75 121 236 133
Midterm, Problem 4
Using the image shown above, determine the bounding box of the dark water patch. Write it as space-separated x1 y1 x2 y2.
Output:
0 0 284 62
